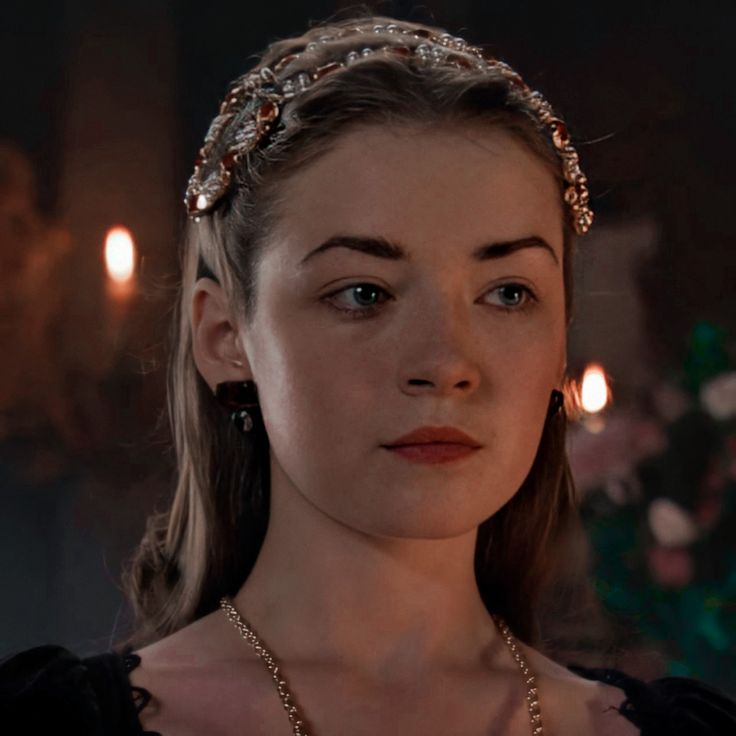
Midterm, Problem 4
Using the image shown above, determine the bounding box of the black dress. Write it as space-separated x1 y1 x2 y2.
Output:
1 644 735 735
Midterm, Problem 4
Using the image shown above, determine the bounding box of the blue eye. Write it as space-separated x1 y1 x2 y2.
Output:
323 281 536 319
324 283 391 319
488 284 535 311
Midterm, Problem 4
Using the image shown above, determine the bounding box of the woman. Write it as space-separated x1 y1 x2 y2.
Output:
2 13 735 736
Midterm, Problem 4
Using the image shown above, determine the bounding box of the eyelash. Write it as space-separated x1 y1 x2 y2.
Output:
322 282 538 320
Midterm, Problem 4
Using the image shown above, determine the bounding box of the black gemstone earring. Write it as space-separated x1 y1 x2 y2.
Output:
548 389 564 418
214 380 260 433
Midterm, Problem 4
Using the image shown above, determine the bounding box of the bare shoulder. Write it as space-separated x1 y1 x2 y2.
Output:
126 615 640 736
519 644 640 736
132 608 231 666
127 610 276 736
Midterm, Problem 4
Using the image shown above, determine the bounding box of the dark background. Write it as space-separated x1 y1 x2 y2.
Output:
1 0 734 686
7 0 736 366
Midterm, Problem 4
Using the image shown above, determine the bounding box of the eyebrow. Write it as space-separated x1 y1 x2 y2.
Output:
299 234 559 266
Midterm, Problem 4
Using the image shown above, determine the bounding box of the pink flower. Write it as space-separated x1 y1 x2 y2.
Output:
647 545 694 588
700 372 736 420
648 497 699 547
567 411 667 494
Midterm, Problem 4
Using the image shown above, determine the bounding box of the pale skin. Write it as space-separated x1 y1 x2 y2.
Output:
130 124 638 735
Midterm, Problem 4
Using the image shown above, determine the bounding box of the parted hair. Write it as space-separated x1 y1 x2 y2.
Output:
119 11 592 652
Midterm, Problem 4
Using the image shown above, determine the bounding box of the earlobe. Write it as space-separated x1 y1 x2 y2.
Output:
191 279 251 391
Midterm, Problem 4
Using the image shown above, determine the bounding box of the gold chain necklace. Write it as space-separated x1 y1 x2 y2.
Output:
219 595 543 736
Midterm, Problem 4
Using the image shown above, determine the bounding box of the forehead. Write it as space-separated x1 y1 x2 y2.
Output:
271 123 564 257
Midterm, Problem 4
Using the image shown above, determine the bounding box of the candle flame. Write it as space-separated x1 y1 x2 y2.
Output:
104 226 135 283
580 363 610 414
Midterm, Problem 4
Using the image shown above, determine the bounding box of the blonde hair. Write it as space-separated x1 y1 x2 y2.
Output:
120 12 590 650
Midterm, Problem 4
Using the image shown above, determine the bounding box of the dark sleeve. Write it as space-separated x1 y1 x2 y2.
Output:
569 665 736 736
0 644 151 735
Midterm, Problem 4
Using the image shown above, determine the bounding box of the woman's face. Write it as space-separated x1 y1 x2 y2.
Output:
240 123 567 539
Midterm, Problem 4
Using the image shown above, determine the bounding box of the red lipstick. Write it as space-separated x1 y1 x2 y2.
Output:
381 426 482 465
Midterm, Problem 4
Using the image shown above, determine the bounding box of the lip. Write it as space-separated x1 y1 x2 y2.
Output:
383 444 480 464
382 425 482 448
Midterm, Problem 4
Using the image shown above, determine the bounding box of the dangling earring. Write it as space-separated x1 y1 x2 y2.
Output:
547 389 564 418
214 380 260 433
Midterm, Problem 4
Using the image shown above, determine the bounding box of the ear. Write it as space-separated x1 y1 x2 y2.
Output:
191 278 251 392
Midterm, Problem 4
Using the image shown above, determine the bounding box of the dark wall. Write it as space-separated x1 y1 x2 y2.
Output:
1 0 734 655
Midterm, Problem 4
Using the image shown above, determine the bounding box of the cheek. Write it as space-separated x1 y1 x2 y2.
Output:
480 315 565 476
247 282 566 537
249 311 378 461
252 324 396 532
484 295 565 382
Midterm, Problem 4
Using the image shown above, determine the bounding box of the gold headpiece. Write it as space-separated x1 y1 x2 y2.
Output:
185 23 593 236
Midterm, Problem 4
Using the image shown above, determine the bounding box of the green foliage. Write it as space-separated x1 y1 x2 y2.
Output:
578 323 736 694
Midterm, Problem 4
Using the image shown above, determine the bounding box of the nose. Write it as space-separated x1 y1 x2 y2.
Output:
397 299 481 398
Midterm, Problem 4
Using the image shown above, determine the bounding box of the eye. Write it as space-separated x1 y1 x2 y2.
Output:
322 281 537 320
323 282 392 319
485 283 536 312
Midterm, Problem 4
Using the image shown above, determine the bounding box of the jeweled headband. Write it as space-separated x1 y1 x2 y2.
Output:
185 22 593 236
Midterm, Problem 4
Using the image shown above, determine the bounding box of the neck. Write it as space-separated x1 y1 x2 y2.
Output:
232 462 503 682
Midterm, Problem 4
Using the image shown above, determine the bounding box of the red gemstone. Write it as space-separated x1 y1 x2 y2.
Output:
257 100 279 123
221 150 239 169
314 61 341 80
552 121 569 147
274 53 298 73
186 192 201 213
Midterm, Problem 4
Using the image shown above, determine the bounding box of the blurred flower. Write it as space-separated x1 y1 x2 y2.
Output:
647 545 694 588
603 474 642 506
695 496 722 530
604 477 628 505
652 382 692 422
568 410 667 494
648 497 699 547
700 371 736 420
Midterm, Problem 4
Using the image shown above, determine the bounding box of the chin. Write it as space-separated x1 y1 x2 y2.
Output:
334 499 505 541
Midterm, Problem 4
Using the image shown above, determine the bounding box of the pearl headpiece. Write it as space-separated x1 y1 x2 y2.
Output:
185 23 593 236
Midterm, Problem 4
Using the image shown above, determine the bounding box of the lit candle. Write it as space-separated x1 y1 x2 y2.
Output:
104 226 136 300
578 362 612 433
103 226 137 348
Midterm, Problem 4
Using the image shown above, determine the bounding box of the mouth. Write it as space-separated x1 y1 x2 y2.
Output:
383 425 482 448
381 443 480 464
